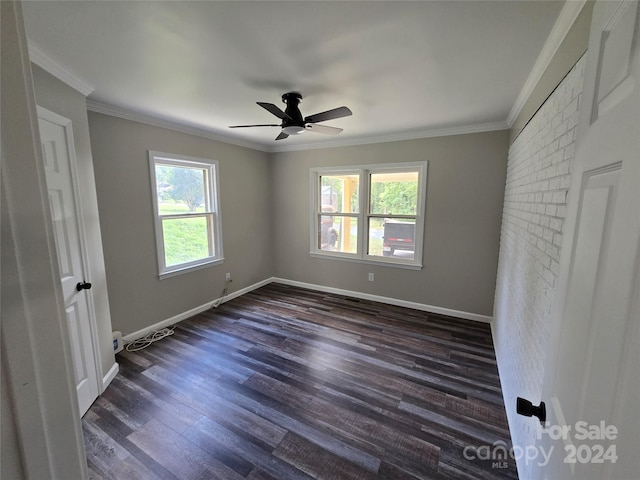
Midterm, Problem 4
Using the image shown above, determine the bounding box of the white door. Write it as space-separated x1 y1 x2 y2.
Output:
536 1 640 479
38 107 100 416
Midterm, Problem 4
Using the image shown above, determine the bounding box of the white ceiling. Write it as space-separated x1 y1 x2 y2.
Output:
22 1 566 151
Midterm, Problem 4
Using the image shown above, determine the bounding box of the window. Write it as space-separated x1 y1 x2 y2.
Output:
310 162 427 268
149 151 223 277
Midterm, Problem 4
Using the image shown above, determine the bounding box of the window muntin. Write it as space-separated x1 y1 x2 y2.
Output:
311 162 427 268
149 152 223 277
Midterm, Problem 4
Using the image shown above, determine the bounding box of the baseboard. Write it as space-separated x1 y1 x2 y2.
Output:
123 275 491 343
271 277 493 323
122 277 272 343
102 362 119 392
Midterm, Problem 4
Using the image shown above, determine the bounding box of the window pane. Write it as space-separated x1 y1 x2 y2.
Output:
373 218 415 260
318 215 358 254
156 164 208 215
162 216 212 267
369 171 418 215
320 174 359 213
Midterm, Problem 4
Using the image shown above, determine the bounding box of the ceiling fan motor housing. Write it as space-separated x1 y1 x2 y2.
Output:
282 92 304 128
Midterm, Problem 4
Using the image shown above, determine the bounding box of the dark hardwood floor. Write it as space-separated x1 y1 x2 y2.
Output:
83 283 518 479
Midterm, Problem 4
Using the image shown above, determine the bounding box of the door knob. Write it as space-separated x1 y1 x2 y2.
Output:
517 397 546 424
76 281 92 291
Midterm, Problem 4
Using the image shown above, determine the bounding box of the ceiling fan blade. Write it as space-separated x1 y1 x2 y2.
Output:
228 124 281 128
305 106 352 124
275 132 289 141
305 124 343 135
257 102 292 121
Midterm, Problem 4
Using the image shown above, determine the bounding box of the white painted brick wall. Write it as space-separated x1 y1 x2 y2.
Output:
493 55 585 478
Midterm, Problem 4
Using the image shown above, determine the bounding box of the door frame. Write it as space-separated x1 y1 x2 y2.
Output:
37 105 104 405
1 0 87 477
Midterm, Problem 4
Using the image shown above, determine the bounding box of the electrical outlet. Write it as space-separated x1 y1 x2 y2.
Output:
225 272 232 282
368 272 374 282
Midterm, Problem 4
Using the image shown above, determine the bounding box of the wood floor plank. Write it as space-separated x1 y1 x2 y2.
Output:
128 418 246 480
246 469 281 480
273 432 380 480
107 375 203 434
83 283 518 479
244 371 440 469
183 416 314 480
83 417 175 480
147 365 289 449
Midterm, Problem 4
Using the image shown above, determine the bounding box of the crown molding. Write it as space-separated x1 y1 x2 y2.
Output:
27 42 94 96
87 99 509 153
507 0 587 127
87 99 507 153
268 121 509 153
86 100 269 152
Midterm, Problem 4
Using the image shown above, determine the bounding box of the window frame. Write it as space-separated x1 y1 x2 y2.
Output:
310 161 427 269
149 151 223 278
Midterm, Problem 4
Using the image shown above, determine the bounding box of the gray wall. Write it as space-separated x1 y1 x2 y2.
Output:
31 64 116 380
269 131 509 317
88 112 273 335
88 116 508 333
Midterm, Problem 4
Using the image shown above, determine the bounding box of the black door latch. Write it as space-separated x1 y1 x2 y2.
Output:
517 397 546 424
76 281 92 291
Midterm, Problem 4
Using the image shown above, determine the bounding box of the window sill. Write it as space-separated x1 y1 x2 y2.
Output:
159 257 225 279
309 252 423 270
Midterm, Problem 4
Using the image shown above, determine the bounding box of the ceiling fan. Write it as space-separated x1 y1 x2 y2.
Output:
229 92 352 141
